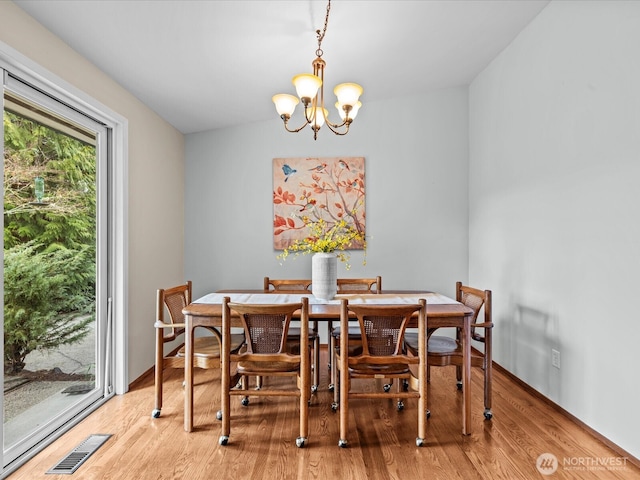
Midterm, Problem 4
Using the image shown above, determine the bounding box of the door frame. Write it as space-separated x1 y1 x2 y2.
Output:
0 39 128 475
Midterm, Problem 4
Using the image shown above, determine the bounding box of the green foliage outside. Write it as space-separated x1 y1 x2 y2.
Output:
4 242 94 374
3 109 96 374
4 111 96 250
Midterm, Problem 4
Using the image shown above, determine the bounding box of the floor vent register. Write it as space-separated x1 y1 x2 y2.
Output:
46 434 112 475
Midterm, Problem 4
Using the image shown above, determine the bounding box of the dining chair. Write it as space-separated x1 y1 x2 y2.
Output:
328 276 382 392
263 277 313 292
218 296 310 447
334 298 428 447
405 282 493 420
152 281 244 418
336 277 382 294
263 277 319 393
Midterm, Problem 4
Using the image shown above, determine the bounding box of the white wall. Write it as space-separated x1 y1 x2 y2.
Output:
469 0 640 458
185 88 469 302
0 2 186 384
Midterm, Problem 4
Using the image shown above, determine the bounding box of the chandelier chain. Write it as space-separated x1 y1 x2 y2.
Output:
315 0 332 58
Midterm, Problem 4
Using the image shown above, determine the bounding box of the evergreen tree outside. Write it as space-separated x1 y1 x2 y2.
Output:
3 109 96 374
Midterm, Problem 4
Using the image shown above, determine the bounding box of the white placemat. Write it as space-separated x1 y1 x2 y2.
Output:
193 292 458 305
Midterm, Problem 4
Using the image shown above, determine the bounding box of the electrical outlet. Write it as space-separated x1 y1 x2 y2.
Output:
551 349 560 369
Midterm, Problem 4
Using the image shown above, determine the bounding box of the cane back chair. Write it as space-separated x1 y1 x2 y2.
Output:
152 281 244 418
263 277 319 393
328 277 382 392
405 282 493 420
334 298 428 447
218 296 311 447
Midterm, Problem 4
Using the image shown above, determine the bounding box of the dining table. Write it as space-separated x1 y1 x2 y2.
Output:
181 289 475 435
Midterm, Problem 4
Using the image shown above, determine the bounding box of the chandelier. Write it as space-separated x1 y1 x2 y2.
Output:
272 0 363 140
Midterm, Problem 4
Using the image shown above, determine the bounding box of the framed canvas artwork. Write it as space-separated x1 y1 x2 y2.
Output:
273 157 365 250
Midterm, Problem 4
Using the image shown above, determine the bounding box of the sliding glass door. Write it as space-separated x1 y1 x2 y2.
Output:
2 72 112 467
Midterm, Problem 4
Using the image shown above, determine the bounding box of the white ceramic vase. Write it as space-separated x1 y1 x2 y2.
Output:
311 252 338 301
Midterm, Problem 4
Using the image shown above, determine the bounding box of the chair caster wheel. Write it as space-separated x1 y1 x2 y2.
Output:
311 385 318 394
331 402 338 412
403 380 409 391
219 436 228 446
484 409 493 420
151 409 161 418
397 401 404 411
426 409 431 419
216 410 222 421
383 383 391 393
328 384 334 392
456 382 462 391
338 439 347 448
241 397 249 406
296 437 307 448
416 437 424 447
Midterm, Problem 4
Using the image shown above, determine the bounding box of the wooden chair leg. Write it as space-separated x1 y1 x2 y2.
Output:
298 372 309 447
327 321 333 370
219 360 231 445
332 346 339 410
329 334 336 391
152 335 163 418
395 377 404 411
418 376 427 445
152 363 163 418
297 325 310 448
312 334 320 392
338 366 348 447
484 357 493 419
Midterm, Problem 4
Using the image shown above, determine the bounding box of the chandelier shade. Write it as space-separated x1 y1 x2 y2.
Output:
292 74 322 103
272 94 299 117
334 83 363 108
272 0 362 140
312 108 329 129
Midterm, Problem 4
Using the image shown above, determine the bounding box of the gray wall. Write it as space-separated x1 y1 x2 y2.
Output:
469 0 640 459
185 87 469 301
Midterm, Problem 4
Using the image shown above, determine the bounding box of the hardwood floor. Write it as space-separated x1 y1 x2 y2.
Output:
7 349 639 480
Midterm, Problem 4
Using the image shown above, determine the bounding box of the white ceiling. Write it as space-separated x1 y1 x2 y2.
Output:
14 0 550 134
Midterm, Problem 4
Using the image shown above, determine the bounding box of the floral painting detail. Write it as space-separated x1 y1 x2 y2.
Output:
273 157 365 252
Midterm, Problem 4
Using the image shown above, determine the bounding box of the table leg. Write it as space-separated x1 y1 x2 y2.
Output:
462 319 471 435
184 316 194 432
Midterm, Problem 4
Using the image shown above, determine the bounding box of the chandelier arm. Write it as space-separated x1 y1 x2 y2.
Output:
324 117 349 129
303 103 317 125
282 117 311 133
322 121 351 136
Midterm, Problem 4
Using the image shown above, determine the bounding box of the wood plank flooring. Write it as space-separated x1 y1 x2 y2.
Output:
7 349 639 480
